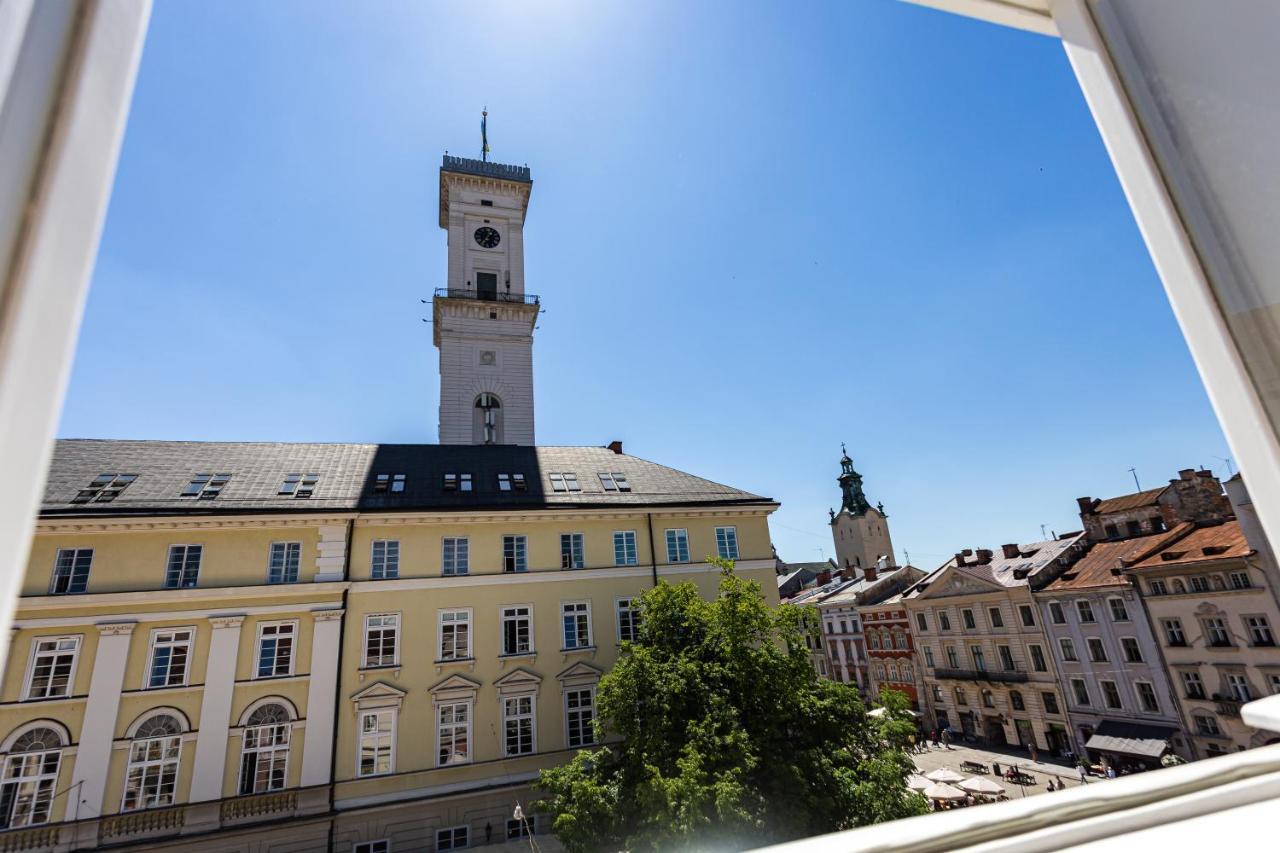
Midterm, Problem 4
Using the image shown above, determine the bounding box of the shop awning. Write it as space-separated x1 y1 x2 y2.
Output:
1085 720 1178 759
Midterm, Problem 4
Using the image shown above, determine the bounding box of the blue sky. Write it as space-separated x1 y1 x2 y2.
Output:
62 0 1229 569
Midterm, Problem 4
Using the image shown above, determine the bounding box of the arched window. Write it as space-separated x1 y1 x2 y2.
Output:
239 704 291 795
122 714 182 811
473 393 503 445
901 662 914 682
1172 579 1187 594
868 633 880 650
0 728 63 828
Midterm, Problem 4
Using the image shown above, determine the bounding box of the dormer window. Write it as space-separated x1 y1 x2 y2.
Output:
279 473 319 498
72 473 137 504
182 474 230 500
598 472 631 492
443 473 472 492
373 474 406 494
497 473 526 492
549 473 580 492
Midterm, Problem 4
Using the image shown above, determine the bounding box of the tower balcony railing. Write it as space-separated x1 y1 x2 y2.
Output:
434 287 540 306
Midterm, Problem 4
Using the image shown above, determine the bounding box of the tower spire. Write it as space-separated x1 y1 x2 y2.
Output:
481 108 490 162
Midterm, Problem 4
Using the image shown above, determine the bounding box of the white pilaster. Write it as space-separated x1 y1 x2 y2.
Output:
315 525 347 583
188 615 243 802
72 622 136 815
300 608 343 786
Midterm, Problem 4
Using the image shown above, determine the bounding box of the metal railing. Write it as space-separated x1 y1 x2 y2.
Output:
441 154 531 182
434 287 540 305
933 667 1029 683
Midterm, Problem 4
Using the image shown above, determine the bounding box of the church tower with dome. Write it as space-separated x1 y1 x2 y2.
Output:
829 445 897 571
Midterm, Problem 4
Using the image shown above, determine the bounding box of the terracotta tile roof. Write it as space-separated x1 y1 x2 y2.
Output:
1129 520 1251 568
1091 486 1167 514
1042 524 1191 591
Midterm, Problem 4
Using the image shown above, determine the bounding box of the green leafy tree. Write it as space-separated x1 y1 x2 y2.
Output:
538 559 927 852
873 688 919 752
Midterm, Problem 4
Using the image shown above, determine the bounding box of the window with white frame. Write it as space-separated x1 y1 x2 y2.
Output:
353 842 390 853
1087 637 1108 662
163 544 202 589
181 473 230 499
1148 579 1168 595
503 535 528 573
548 472 581 492
1018 604 1035 627
49 548 92 595
1230 570 1252 590
562 602 592 649
497 473 527 492
1181 670 1206 699
962 609 976 630
1108 597 1130 621
938 611 952 631
438 610 472 661
238 703 290 794
256 622 295 678
916 612 928 632
1227 672 1252 702
357 709 394 777
501 606 533 655
1071 678 1091 706
988 607 1004 628
372 473 405 494
436 827 468 851
1136 681 1160 713
508 817 534 840
565 688 595 747
616 598 640 643
665 528 690 563
363 614 399 668
1203 616 1232 647
122 715 182 811
1121 636 1144 662
1100 680 1122 709
146 629 193 688
1162 618 1186 646
278 473 318 498
1059 638 1077 661
503 695 535 756
1029 643 1047 672
1246 615 1275 646
613 531 638 566
1048 602 1065 624
371 540 399 580
715 526 739 560
1195 714 1221 736
945 645 959 667
71 473 137 504
560 533 584 569
24 637 79 700
437 701 471 765
597 472 630 492
997 644 1015 670
442 537 469 576
442 473 472 492
923 646 935 668
0 728 62 828
1076 600 1096 623
267 542 301 584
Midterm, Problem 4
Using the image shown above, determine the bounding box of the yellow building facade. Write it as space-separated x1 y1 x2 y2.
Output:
1 442 776 852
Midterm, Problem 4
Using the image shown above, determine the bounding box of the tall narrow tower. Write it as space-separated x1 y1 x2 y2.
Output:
433 154 538 445
829 445 897 571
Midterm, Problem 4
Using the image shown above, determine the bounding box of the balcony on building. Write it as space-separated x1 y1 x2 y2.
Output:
434 285 539 306
934 667 1029 683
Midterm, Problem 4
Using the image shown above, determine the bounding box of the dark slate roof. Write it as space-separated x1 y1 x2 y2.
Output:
42 440 770 517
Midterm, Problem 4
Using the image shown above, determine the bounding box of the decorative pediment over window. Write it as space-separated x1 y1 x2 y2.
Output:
1193 601 1224 616
350 681 407 711
429 673 482 704
493 667 542 696
914 567 1003 599
556 661 604 689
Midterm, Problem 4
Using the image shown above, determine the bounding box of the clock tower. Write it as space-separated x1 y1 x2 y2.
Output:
433 154 538 445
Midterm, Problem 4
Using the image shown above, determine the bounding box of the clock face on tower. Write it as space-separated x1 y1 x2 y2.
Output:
473 226 501 249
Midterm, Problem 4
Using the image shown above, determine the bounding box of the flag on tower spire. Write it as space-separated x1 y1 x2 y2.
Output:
481 108 490 162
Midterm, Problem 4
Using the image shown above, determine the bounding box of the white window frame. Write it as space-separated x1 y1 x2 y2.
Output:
1227 672 1252 702
442 536 469 576
255 621 297 678
162 544 202 589
501 605 534 656
613 530 638 566
503 534 528 573
438 609 473 662
1049 601 1066 624
1163 618 1186 646
436 826 469 851
1059 637 1077 662
121 716 183 811
1120 635 1144 663
362 613 400 668
1245 614 1275 646
502 694 536 757
1087 637 1109 663
1135 680 1161 713
562 601 593 650
267 541 302 584
371 539 399 580
616 597 640 643
1071 677 1092 706
1028 643 1047 672
237 705 291 795
356 708 395 777
1108 596 1130 622
145 627 194 689
22 636 81 700
1182 670 1207 699
564 686 596 748
1077 599 1096 623
436 700 472 766
353 842 391 853
715 526 739 560
665 528 690 563
988 606 1004 628
1100 679 1123 710
0 730 62 827
560 532 584 570
49 548 93 595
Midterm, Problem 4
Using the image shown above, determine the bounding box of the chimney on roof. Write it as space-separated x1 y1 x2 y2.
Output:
954 552 968 566
1001 543 1020 559
816 569 832 586
975 548 994 565
864 563 878 582
606 441 623 455
1077 497 1096 514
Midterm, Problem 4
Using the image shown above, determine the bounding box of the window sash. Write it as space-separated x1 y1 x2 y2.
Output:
613 531 637 566
357 710 394 777
256 624 295 677
122 736 181 811
562 603 591 649
566 689 595 747
502 607 532 656
437 702 471 765
503 696 535 756
0 750 60 828
442 537 469 575
363 614 399 667
439 611 472 661
371 540 399 580
147 630 192 688
26 638 79 699
503 535 528 573
715 526 739 559
617 599 639 643
50 549 92 595
665 529 690 563
163 545 201 589
560 533 584 570
238 723 289 794
267 542 301 584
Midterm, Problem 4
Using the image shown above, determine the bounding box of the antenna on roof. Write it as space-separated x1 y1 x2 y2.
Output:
1128 467 1141 491
1212 455 1234 475
1040 524 1047 540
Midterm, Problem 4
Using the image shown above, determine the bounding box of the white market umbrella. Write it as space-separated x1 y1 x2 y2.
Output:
960 776 1005 795
923 782 967 801
869 707 887 718
906 774 931 791
926 768 966 784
